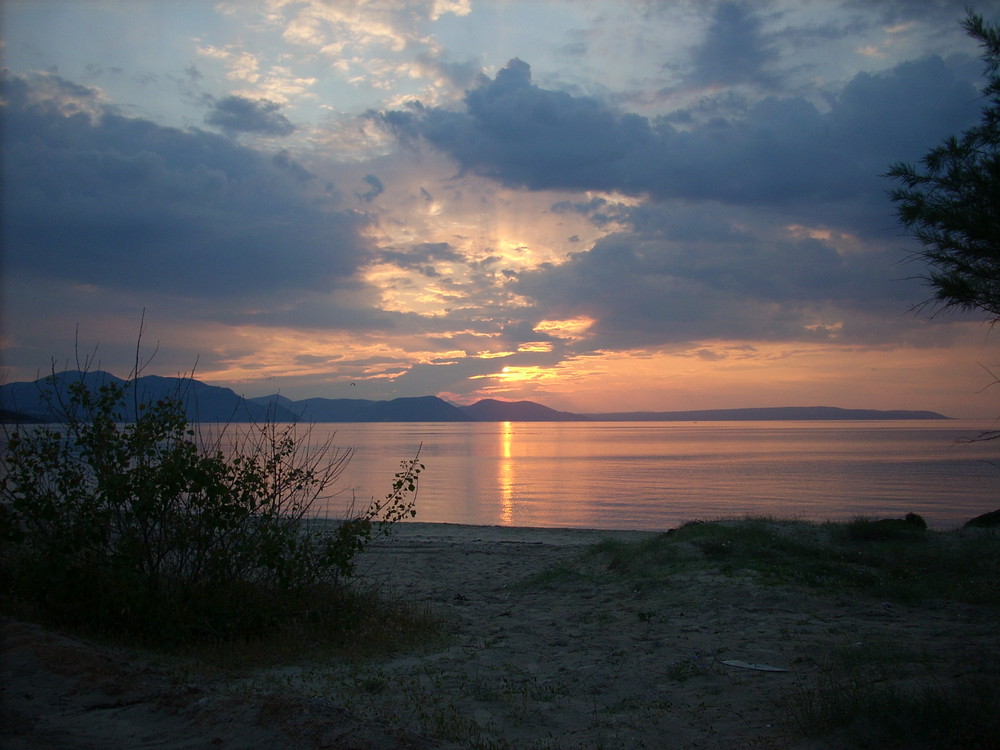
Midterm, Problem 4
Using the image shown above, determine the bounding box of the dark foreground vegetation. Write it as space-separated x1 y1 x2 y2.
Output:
583 516 1000 749
588 513 999 606
1 366 997 749
0 367 429 653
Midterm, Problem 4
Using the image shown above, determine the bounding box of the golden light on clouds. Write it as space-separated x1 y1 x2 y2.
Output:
519 336 1000 416
5 0 996 422
857 44 887 59
517 342 553 353
477 350 517 359
431 0 472 20
476 365 554 383
788 224 833 240
192 324 443 387
785 224 864 254
364 265 456 315
533 317 594 341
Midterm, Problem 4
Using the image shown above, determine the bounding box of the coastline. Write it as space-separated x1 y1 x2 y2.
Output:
4 518 997 749
372 520 660 546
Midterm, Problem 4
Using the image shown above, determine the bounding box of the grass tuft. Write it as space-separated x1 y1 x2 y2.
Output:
174 583 445 669
789 669 1000 749
583 517 1000 606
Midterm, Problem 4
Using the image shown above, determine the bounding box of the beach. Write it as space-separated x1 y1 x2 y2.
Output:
3 521 997 749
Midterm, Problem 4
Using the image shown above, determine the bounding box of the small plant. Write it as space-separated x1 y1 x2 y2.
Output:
842 513 927 543
664 652 713 682
788 663 1000 748
0 362 422 645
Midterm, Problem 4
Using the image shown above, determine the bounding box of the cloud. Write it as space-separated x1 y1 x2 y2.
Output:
430 0 471 21
843 0 972 27
1 72 371 300
512 197 952 352
381 344 571 399
357 173 385 202
204 95 296 136
687 1 779 88
412 51 482 91
373 58 654 190
376 242 465 273
271 149 317 182
374 53 980 218
262 0 476 100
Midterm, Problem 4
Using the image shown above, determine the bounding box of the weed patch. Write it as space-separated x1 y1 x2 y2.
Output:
582 518 1000 606
789 670 1000 749
0 360 424 649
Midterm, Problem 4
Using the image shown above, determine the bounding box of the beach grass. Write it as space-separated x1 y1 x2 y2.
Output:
560 517 1000 749
787 647 1000 749
314 516 1000 750
6 515 998 750
581 516 1000 606
168 583 446 670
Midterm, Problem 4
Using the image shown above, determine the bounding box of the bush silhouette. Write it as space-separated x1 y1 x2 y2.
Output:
0 370 421 644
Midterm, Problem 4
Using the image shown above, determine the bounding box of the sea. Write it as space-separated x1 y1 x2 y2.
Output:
309 419 1000 531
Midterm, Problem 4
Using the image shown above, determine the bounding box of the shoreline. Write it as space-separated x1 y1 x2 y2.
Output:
375 520 661 546
4 517 997 749
319 511 990 539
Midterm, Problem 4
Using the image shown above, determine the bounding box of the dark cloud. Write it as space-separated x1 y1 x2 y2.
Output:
375 54 980 219
414 52 481 90
687 1 779 88
373 59 654 189
204 95 295 136
216 293 397 331
377 242 465 271
551 196 633 227
357 173 384 202
272 149 316 182
843 0 973 26
373 242 465 278
382 346 570 399
1 72 371 299
513 199 939 351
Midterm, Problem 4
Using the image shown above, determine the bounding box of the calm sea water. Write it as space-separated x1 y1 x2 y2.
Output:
312 420 999 531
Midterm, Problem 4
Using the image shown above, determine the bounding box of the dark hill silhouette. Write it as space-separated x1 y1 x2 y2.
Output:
1 372 950 423
250 394 473 422
584 406 949 421
0 371 297 423
459 399 590 421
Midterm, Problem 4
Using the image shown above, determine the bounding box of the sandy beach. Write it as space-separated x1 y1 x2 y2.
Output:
3 521 997 749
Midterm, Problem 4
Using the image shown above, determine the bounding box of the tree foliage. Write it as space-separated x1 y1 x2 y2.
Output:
0 369 421 643
887 12 1000 321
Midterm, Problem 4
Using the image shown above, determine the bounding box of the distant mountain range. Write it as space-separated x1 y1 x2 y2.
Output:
583 406 949 421
250 393 473 422
457 398 589 422
0 371 950 423
0 370 293 423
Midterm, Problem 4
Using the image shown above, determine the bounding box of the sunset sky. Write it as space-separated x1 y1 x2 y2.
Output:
2 0 999 417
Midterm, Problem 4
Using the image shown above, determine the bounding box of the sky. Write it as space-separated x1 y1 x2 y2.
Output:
2 0 999 418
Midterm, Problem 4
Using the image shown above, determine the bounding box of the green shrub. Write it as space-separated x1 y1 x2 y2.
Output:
585 518 999 606
0 371 422 644
790 670 1000 749
843 513 927 543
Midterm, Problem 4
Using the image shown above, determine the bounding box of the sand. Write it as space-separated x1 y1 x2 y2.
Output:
2 522 996 749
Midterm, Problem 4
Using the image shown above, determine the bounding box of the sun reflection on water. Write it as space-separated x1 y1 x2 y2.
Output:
499 421 515 525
